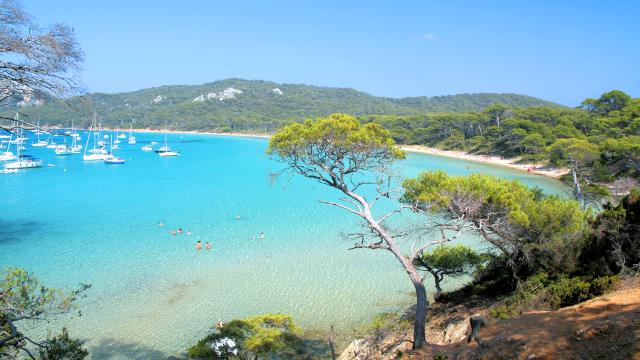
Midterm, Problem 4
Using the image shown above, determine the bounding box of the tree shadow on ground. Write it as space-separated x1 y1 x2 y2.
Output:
89 338 168 360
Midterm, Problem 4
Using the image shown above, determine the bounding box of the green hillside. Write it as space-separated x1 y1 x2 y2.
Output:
9 78 563 131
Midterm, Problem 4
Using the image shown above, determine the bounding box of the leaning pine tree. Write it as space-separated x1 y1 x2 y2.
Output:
268 114 447 349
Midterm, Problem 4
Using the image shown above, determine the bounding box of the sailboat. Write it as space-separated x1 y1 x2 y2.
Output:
83 114 109 161
114 127 122 144
156 124 179 157
104 131 125 164
45 132 57 148
127 124 136 144
0 133 17 161
31 121 48 147
5 122 42 169
117 123 127 139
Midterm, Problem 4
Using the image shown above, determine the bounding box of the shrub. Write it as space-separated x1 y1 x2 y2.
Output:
489 273 618 318
187 314 301 359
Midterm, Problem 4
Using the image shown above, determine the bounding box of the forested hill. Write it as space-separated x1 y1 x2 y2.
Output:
12 78 562 131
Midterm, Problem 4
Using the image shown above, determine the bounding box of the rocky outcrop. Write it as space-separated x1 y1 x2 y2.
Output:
193 87 243 102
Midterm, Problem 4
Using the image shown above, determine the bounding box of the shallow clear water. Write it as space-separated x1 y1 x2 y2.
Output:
0 133 565 358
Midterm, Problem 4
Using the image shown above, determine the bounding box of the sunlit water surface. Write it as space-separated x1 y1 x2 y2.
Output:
0 133 565 358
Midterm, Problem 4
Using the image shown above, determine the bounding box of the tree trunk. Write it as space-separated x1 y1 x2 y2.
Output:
571 166 584 206
433 275 442 300
345 191 430 349
411 275 428 349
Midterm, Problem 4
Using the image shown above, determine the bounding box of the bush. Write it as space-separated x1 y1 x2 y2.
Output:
187 314 301 359
489 273 618 318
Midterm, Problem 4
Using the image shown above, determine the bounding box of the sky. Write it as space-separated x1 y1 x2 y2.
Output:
24 0 640 106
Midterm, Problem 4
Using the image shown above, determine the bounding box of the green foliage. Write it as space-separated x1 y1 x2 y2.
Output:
489 273 618 318
187 314 302 360
1 268 90 359
403 172 588 278
414 245 486 298
37 328 88 360
420 245 484 275
8 78 562 131
580 188 640 275
433 353 449 360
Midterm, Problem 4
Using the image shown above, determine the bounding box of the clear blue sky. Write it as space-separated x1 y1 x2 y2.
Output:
25 0 640 106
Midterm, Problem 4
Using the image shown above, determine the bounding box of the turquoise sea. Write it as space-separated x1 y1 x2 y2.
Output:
0 132 565 358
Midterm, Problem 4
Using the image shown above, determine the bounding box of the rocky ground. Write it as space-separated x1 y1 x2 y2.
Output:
339 279 640 360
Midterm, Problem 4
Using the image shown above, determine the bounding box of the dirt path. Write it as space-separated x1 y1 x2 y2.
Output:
409 285 640 359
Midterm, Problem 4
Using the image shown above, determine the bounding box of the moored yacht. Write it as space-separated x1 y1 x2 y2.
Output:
4 155 43 169
55 144 72 155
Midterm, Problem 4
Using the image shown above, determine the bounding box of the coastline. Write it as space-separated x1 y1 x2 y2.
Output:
400 145 569 179
119 128 567 179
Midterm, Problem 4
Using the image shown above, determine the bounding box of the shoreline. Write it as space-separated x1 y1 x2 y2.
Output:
112 128 568 179
400 145 569 179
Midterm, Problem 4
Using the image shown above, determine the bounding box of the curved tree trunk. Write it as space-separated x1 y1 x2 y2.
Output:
433 274 443 301
410 272 428 349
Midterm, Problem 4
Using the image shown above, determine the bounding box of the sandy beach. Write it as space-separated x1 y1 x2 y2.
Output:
110 128 568 179
400 145 569 178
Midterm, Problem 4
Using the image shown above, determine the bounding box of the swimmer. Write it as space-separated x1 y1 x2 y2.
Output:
235 214 241 220
187 230 192 236
205 241 211 250
171 230 177 236
159 222 165 227
259 232 265 240
178 228 183 234
196 240 202 250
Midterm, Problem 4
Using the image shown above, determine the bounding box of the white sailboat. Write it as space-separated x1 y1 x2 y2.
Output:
83 114 109 161
117 123 127 139
127 124 136 144
45 133 57 149
55 144 72 155
31 121 48 147
103 134 125 164
5 130 42 169
0 133 16 161
157 124 179 157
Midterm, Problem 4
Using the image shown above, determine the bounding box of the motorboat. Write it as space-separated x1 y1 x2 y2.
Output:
141 145 153 151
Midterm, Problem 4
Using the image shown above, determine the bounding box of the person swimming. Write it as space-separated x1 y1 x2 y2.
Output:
187 230 192 236
158 222 164 227
235 214 241 220
171 230 177 236
205 241 211 250
196 240 202 250
259 232 265 240
178 228 183 234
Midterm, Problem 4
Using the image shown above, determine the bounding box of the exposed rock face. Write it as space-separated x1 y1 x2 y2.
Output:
272 87 283 95
193 87 244 102
339 334 411 360
152 95 165 103
17 93 44 107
